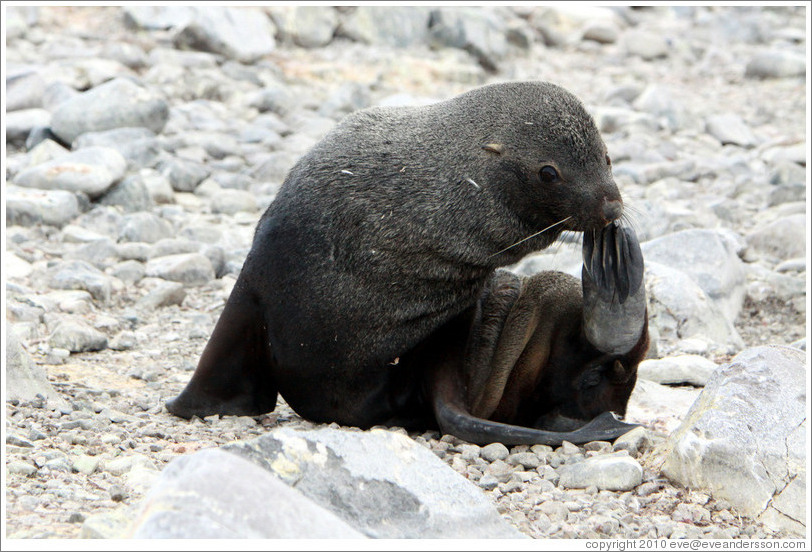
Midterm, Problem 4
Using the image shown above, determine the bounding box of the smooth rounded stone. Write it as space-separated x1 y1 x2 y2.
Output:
644 261 743 354
339 6 432 47
428 8 509 72
110 260 146 285
774 257 805 274
637 354 717 387
745 214 806 263
318 82 372 119
662 346 807 537
6 71 46 111
705 113 758 147
157 157 210 192
6 253 33 280
48 318 108 353
25 139 71 168
73 127 161 168
48 260 113 303
148 238 200 259
144 253 215 286
558 452 643 492
621 29 669 59
275 6 338 48
5 185 80 228
642 228 746 323
102 41 148 69
124 168 175 204
632 84 688 131
611 427 652 458
41 81 80 112
50 78 169 145
5 108 52 144
745 49 806 79
484 460 515 484
59 225 107 244
104 453 158 476
249 151 300 186
481 442 510 462
581 19 620 44
13 146 127 199
7 461 39 476
123 5 196 29
210 189 258 215
119 212 174 244
173 7 276 63
136 279 188 310
506 452 542 470
99 176 154 213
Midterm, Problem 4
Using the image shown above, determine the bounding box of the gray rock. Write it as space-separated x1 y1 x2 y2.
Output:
249 151 299 186
119 212 174 244
633 84 688 131
745 50 806 79
559 452 643 491
481 442 510 462
5 185 80 228
123 5 196 29
104 454 158 476
210 189 258 215
157 157 210 192
73 127 161 168
48 260 113 303
662 346 806 537
6 328 64 406
126 169 175 204
581 20 620 44
126 449 364 538
645 261 743 354
50 78 169 145
428 8 509 72
339 6 432 47
611 427 652 457
48 318 108 353
7 461 38 476
144 253 215 286
705 113 758 147
42 81 80 111
100 175 154 213
622 29 669 60
642 229 746 322
277 6 338 48
6 108 52 145
746 214 806 263
637 355 717 387
6 71 46 111
173 7 276 63
148 238 199 259
626 379 703 435
225 427 525 538
13 147 127 199
111 260 146 284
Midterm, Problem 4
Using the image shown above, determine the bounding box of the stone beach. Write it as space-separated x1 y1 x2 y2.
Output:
3 5 808 541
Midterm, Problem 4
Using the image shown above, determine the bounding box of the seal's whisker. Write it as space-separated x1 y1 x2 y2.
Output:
489 216 572 258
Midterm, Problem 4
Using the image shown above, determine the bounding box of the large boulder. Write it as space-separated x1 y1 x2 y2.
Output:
224 427 525 538
173 7 276 63
661 346 806 537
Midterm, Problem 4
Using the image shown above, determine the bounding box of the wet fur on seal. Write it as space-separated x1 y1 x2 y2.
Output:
167 81 649 445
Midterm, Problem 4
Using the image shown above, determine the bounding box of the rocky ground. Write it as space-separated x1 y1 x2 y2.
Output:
4 5 808 541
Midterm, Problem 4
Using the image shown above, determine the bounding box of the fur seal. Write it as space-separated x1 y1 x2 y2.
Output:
167 81 649 445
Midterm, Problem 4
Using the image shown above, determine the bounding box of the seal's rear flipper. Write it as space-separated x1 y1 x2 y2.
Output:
430 359 639 446
166 287 278 419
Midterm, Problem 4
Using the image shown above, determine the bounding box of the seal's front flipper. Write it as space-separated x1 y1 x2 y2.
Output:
582 221 647 356
166 285 277 419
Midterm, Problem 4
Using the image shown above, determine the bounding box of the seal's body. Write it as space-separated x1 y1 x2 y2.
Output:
167 82 649 445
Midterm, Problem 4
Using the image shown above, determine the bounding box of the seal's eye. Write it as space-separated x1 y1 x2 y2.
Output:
580 369 602 390
606 154 612 166
539 165 560 184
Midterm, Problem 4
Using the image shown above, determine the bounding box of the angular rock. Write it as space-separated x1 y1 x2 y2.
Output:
625 379 702 434
6 328 64 405
157 157 210 192
429 8 509 72
642 229 746 323
13 147 127 199
48 318 108 353
126 449 365 538
48 260 113 303
225 427 525 538
633 84 688 131
481 442 510 462
746 214 806 263
145 253 215 286
50 78 169 145
637 355 717 387
662 346 806 537
5 185 80 228
339 6 431 47
173 7 276 63
558 452 643 491
705 113 758 147
100 176 154 213
276 6 338 48
123 5 196 29
645 261 743 354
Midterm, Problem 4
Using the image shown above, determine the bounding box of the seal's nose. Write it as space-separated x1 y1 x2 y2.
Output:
602 199 623 224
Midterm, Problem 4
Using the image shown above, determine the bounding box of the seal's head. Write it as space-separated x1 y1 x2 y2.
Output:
473 82 622 238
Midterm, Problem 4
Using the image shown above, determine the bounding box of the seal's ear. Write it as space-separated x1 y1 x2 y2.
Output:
482 143 504 155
